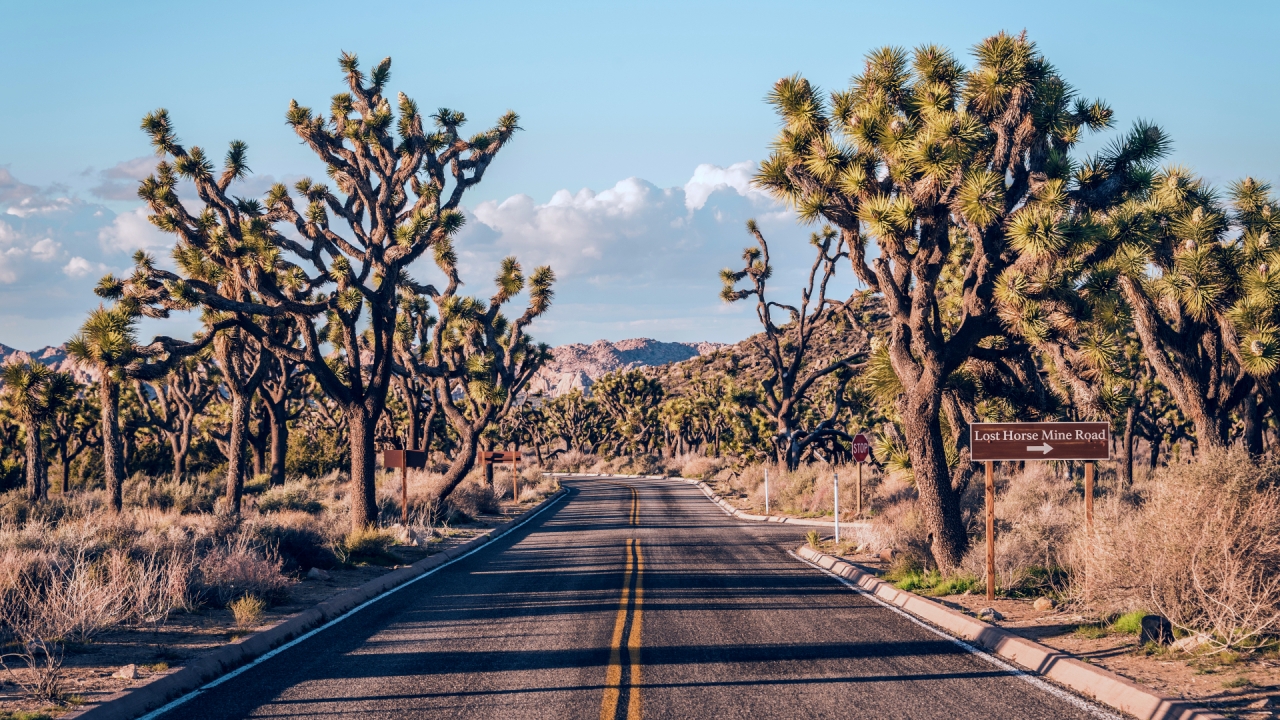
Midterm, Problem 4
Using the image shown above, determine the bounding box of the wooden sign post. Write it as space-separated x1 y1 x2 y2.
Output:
481 449 521 501
851 432 871 517
382 449 428 526
970 422 1110 601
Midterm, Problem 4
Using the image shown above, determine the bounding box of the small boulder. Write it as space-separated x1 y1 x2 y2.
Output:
977 607 1004 622
1173 633 1211 652
1247 698 1272 709
878 548 896 562
1139 615 1174 646
112 664 138 680
1033 597 1055 612
306 567 332 581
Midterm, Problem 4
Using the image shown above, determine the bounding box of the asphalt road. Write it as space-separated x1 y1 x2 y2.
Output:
156 476 1109 719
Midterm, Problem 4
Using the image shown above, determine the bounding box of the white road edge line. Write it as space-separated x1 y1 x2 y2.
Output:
788 551 1123 720
137 491 570 720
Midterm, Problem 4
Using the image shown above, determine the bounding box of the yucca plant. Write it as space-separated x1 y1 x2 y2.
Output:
754 33 1166 570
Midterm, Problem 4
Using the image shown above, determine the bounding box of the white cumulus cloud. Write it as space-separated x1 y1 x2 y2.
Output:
683 161 768 211
62 256 107 278
432 162 852 346
30 237 60 261
98 207 171 254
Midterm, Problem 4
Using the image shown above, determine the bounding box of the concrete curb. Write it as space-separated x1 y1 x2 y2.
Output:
679 476 872 532
66 487 570 720
795 546 1224 720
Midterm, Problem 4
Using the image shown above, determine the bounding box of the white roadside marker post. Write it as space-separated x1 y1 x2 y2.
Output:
833 472 840 546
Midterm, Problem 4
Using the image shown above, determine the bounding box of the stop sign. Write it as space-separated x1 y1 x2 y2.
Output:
852 432 871 463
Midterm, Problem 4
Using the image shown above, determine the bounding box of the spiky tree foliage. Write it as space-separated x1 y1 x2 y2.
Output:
755 34 1166 569
592 369 665 455
543 389 606 455
1 361 73 500
47 384 98 493
390 292 439 453
394 256 554 498
721 221 867 468
67 303 223 511
1110 170 1280 450
122 53 527 530
133 353 219 484
505 396 554 464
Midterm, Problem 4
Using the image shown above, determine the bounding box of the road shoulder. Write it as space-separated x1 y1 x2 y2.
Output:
64 488 570 720
795 545 1224 720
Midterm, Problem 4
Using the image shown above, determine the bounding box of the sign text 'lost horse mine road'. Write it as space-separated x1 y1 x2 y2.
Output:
970 422 1110 462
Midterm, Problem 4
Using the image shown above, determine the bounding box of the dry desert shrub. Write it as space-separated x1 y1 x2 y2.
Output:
1082 448 1280 652
546 450 597 474
679 455 727 480
448 477 501 518
257 482 325 514
229 594 267 629
198 535 291 606
960 463 1079 594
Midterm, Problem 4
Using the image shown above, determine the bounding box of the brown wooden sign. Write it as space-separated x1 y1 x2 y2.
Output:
482 451 520 464
970 422 1110 461
383 449 428 469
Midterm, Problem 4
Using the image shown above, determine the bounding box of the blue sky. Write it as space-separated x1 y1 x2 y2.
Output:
1 0 1277 349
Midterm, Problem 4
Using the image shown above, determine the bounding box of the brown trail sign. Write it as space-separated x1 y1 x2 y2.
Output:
482 450 522 501
970 422 1110 461
382 450 428 526
969 422 1111 601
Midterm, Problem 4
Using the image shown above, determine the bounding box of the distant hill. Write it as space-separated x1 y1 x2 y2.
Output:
0 343 96 383
527 338 726 397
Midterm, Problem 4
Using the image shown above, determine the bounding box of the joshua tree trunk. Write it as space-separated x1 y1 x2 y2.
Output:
56 446 70 494
23 422 47 501
1122 406 1136 485
224 393 250 513
266 397 288 486
1241 393 1263 456
170 432 189 485
899 382 967 571
100 380 124 512
347 406 379 531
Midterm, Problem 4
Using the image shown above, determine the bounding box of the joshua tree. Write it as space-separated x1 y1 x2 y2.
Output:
592 370 665 455
68 302 225 511
211 327 267 511
134 353 218 484
754 34 1167 569
721 222 867 468
123 53 528 530
47 386 98 493
1109 173 1280 451
395 257 554 499
1 361 73 500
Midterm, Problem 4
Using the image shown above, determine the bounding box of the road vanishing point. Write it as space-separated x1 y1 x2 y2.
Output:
152 477 1112 719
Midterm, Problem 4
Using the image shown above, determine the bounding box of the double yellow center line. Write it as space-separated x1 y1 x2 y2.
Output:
601 483 643 720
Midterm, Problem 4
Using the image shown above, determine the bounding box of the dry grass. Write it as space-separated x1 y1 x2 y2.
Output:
229 594 266 629
1082 448 1280 653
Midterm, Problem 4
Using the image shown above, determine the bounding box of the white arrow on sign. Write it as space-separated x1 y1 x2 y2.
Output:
1026 443 1054 454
